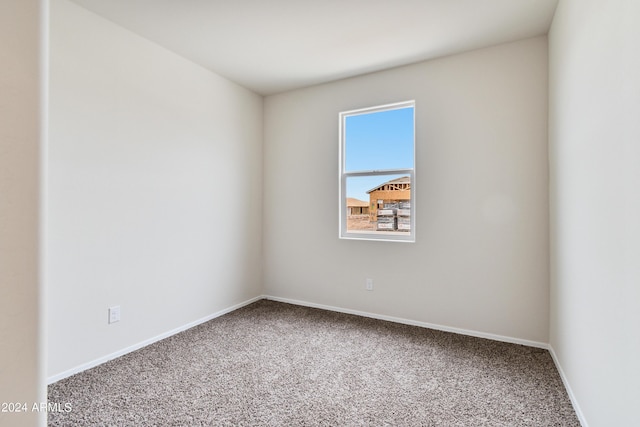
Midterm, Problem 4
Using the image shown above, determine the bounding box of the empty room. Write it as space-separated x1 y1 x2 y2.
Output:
1 0 638 426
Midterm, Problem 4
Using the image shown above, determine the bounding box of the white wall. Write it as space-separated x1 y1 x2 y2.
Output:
47 0 263 378
0 0 46 426
548 0 640 425
264 37 549 344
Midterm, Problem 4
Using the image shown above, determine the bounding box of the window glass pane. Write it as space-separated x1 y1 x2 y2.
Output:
345 174 412 233
344 106 414 172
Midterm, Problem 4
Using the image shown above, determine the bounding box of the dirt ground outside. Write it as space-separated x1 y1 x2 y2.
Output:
347 215 376 231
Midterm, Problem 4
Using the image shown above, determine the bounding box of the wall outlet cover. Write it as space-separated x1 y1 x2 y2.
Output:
108 305 121 324
365 278 374 291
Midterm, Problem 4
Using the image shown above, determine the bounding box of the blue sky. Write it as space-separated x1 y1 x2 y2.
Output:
344 106 414 201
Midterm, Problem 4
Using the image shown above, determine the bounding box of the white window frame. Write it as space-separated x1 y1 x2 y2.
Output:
339 100 415 242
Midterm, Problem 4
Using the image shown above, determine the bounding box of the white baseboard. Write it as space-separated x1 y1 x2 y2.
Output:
47 295 263 384
548 345 589 427
263 295 548 349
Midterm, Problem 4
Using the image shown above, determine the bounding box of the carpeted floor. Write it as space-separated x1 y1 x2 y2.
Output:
48 300 580 426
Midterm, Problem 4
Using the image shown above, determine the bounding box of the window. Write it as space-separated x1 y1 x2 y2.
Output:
339 101 415 242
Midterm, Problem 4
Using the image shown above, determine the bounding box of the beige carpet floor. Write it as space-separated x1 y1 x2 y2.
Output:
48 300 579 426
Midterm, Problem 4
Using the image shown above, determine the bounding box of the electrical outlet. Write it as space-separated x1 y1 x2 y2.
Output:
108 306 121 324
365 278 374 291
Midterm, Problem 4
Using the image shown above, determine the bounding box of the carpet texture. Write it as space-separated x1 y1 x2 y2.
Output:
48 300 579 426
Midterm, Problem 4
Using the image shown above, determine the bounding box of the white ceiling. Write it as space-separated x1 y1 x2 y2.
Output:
70 0 558 95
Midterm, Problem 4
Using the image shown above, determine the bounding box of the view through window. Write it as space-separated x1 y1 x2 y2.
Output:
339 101 415 242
